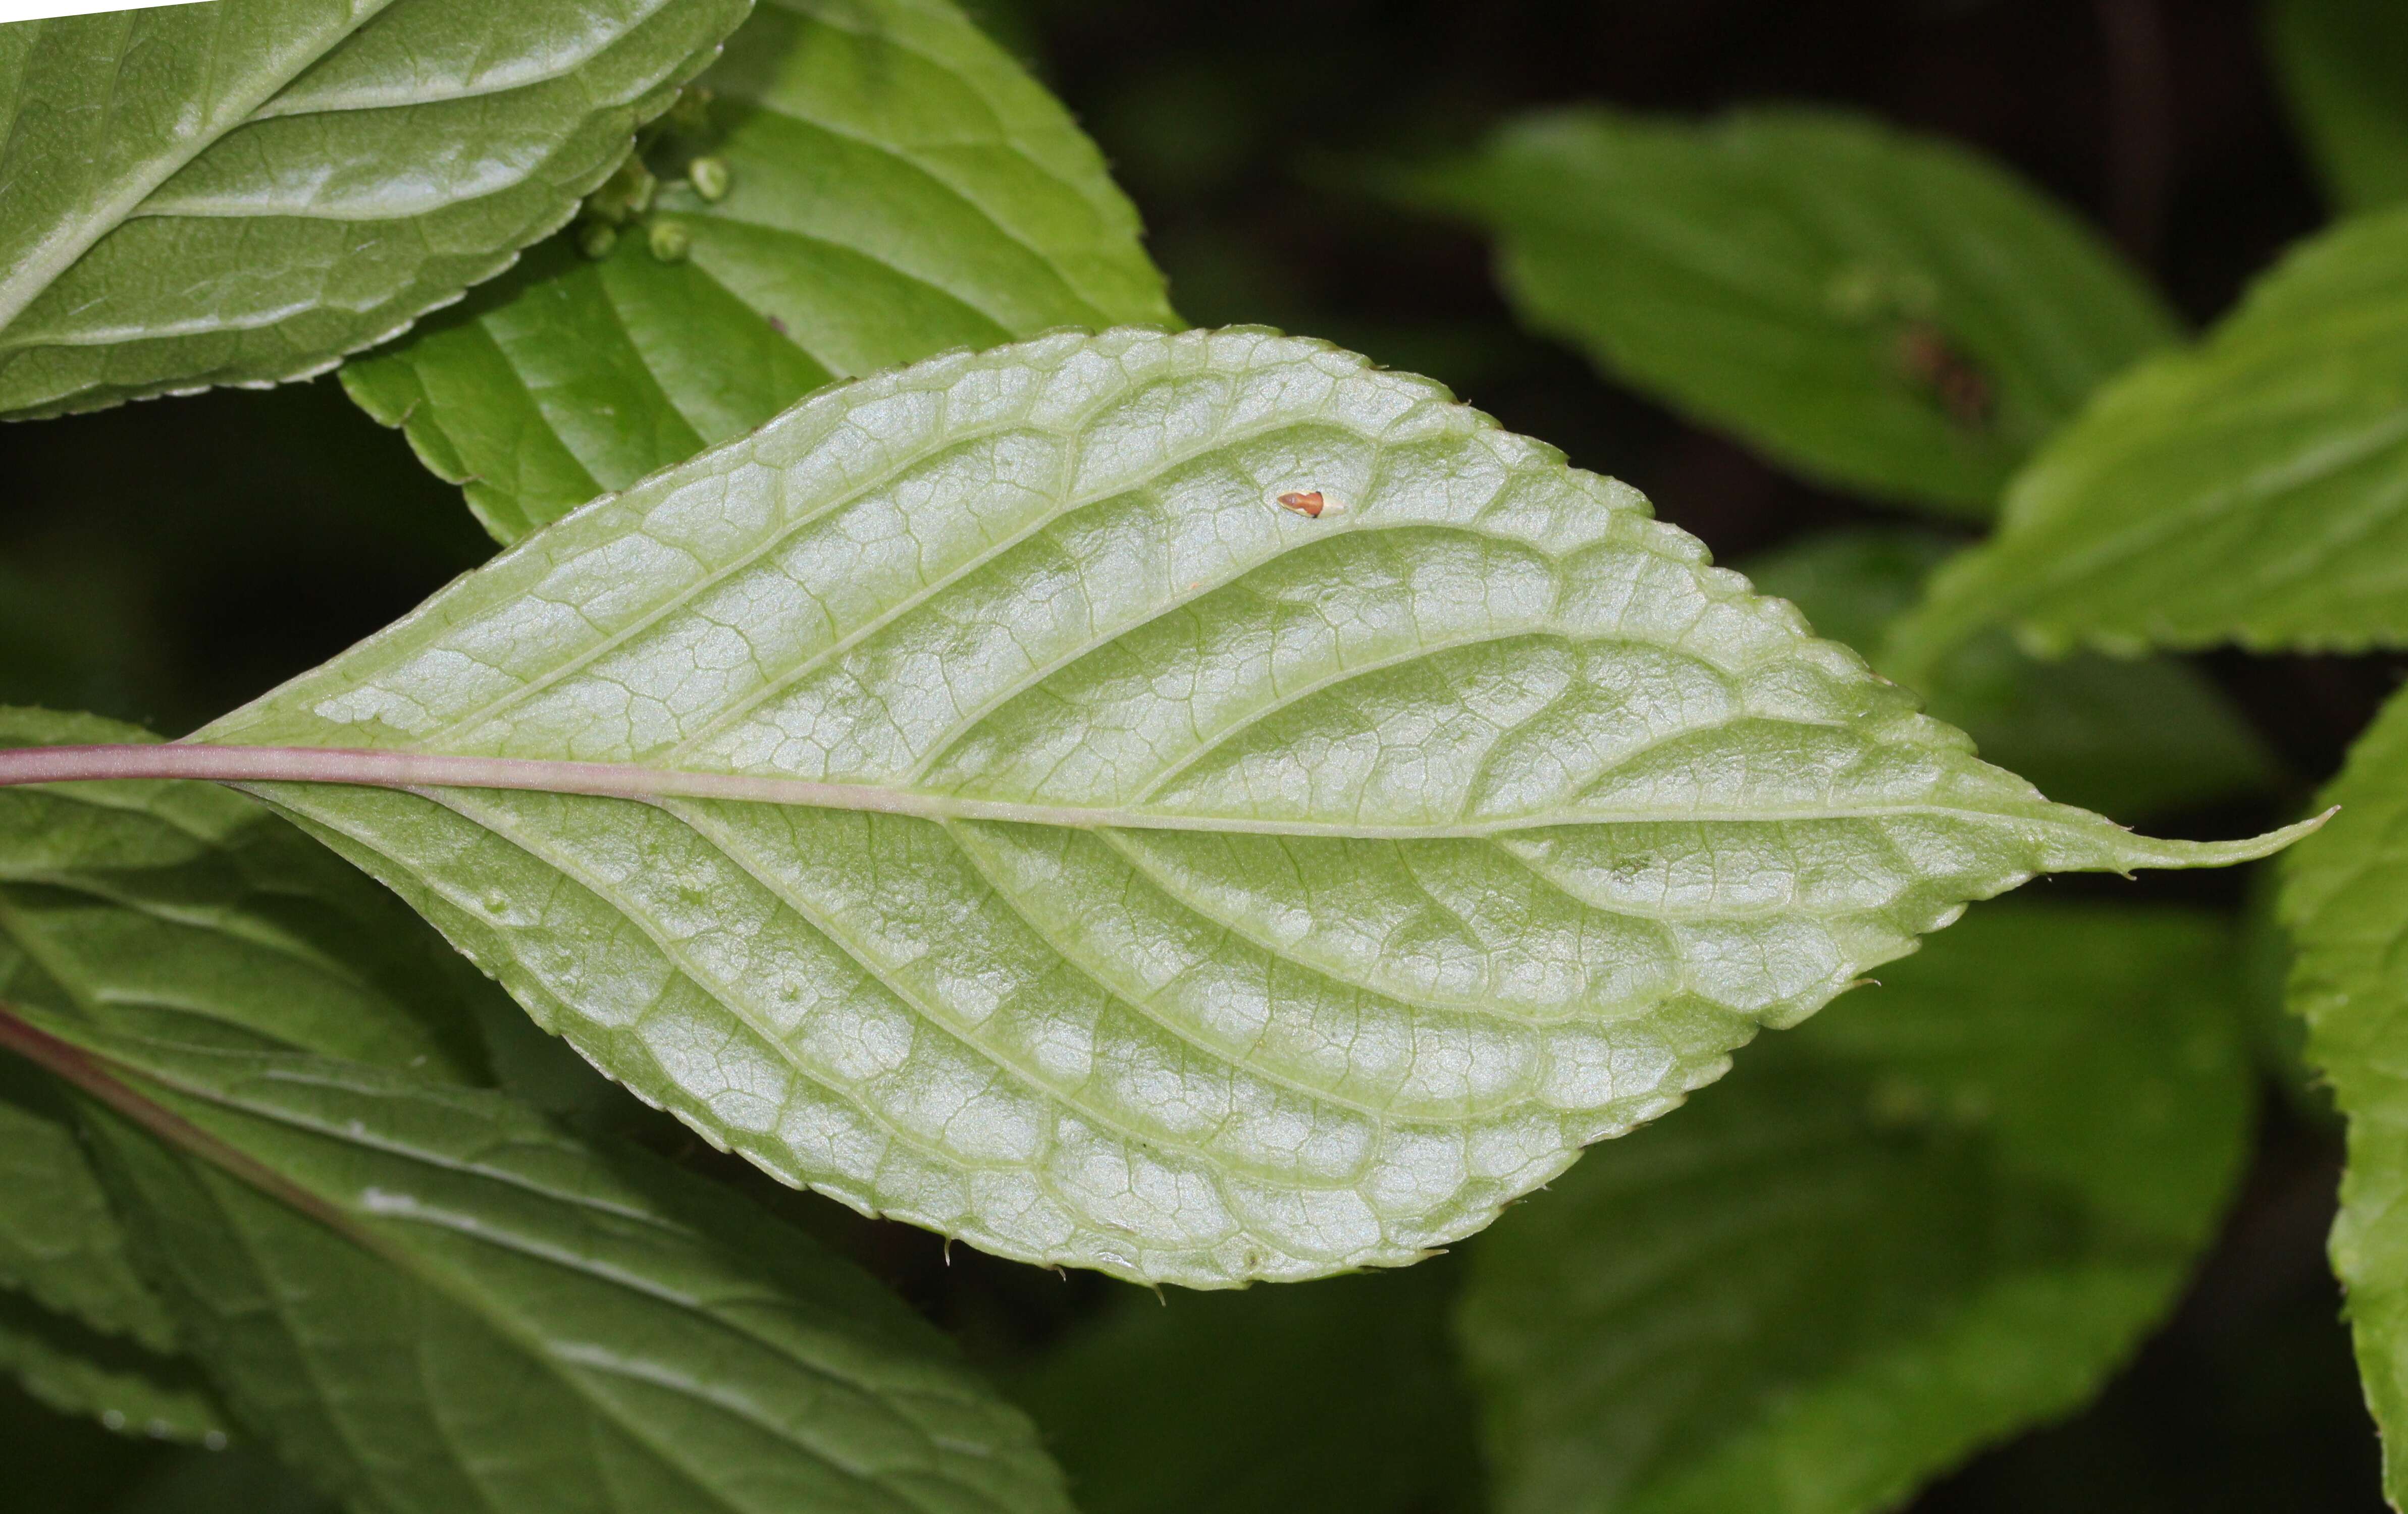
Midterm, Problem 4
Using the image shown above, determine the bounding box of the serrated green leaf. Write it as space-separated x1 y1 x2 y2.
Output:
1011 1265 1480 1514
0 1289 229 1446
1742 528 2276 821
2280 682 2408 1504
344 0 1178 544
1396 108 2178 519
161 327 2306 1286
1896 207 2408 668
0 0 750 419
0 706 495 1387
2270 0 2408 213
1460 902 2253 1514
4 1007 1074 1514
0 1056 177 1349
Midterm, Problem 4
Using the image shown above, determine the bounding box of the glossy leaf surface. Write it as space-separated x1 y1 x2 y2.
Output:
1400 109 2177 518
1743 529 2275 822
1898 208 2408 665
1460 903 2253 1514
191 328 2306 1285
11 1009 1075 1514
2270 0 2408 212
345 0 1178 543
0 0 748 418
2281 683 2408 1505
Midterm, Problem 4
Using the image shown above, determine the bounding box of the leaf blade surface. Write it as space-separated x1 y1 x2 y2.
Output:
1897 207 2408 664
344 0 1178 543
2281 683 2408 1504
6 1008 1074 1514
0 0 748 418
199 327 2304 1285
1398 108 2177 518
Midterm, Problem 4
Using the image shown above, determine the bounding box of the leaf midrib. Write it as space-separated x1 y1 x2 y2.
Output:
0 739 2126 840
28 1015 967 1512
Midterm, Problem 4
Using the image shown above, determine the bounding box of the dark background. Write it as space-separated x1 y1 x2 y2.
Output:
0 0 2386 1507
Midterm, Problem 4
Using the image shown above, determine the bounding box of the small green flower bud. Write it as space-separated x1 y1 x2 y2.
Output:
578 222 619 260
689 155 731 203
648 220 693 264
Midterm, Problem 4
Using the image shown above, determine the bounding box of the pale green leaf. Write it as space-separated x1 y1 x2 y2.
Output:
1397 108 2178 518
1460 902 2253 1514
2270 0 2408 213
0 706 492 1387
3 1007 1075 1514
343 0 1179 544
1011 1265 1479 1514
0 1290 229 1446
1896 207 2408 667
1742 528 2276 821
2280 682 2408 1505
0 0 750 418
165 327 2307 1286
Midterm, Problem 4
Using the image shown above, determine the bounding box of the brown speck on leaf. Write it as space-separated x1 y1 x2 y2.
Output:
1895 323 1995 429
1277 490 1327 518
766 315 788 337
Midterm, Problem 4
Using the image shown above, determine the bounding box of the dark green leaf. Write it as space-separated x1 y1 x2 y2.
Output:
1398 108 2177 518
111 1448 336 1514
2280 682 2408 1505
2269 0 2408 212
1897 207 2408 665
5 1008 1073 1514
0 706 494 1402
1742 528 2276 821
0 0 750 419
1460 902 2254 1514
0 1290 228 1445
1012 1265 1480 1514
344 0 1178 543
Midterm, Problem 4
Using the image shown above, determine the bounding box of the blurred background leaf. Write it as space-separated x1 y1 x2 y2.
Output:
1460 903 2255 1514
1011 1264 1481 1514
2268 0 2408 213
1897 206 2408 669
1391 109 2178 519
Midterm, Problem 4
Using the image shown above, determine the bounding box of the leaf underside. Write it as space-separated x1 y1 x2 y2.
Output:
30 1013 1075 1514
2282 683 2408 1506
1399 108 2178 519
344 0 1179 544
0 706 493 1404
1461 902 2252 1514
0 0 748 418
1898 205 2408 666
198 326 2302 1286
0 711 1071 1509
